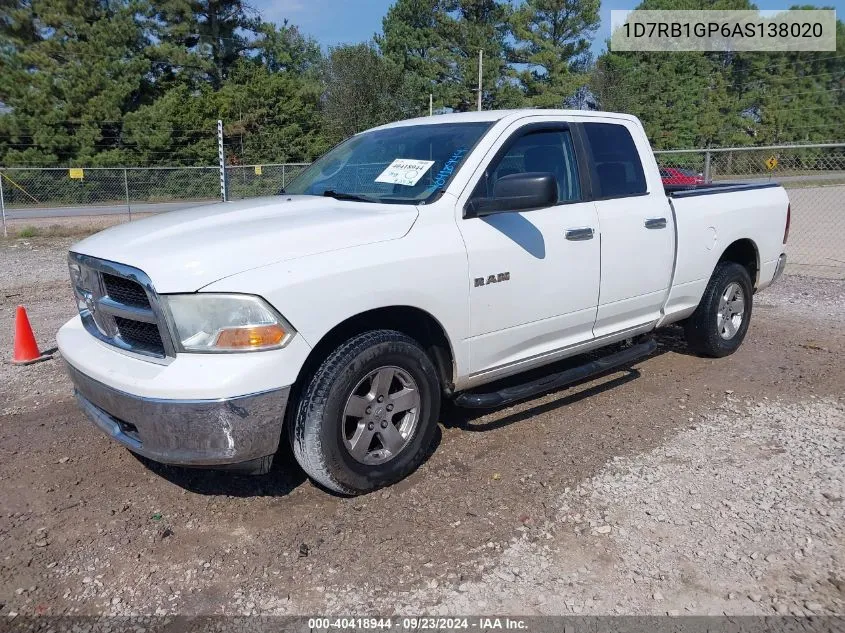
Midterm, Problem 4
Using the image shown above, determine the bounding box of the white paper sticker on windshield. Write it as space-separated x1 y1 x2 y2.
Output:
375 159 435 187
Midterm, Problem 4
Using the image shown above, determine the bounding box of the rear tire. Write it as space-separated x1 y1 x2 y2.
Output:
684 261 753 358
289 330 441 495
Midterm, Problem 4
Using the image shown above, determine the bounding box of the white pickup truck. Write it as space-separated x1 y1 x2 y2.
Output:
58 110 790 494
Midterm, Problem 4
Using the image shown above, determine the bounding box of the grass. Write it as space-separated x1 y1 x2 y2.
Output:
3 223 103 240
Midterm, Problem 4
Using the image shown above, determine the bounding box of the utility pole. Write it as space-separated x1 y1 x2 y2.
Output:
0 170 6 238
217 119 227 202
477 49 483 112
429 93 433 116
123 168 132 221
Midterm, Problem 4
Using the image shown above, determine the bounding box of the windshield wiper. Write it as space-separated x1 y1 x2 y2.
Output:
322 190 375 203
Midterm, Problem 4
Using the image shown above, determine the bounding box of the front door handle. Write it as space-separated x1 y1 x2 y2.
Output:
645 218 667 229
565 227 594 241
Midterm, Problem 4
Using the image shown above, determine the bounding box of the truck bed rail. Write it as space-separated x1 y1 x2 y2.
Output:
665 182 781 198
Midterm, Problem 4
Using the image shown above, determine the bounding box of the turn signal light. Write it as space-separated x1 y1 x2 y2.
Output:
215 324 287 349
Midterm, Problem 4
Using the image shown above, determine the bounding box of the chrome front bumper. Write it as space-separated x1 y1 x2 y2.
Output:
66 362 289 474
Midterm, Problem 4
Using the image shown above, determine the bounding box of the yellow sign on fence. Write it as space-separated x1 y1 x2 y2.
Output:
765 156 778 170
68 168 84 180
254 165 263 176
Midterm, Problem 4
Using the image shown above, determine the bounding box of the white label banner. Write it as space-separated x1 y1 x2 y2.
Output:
610 10 837 52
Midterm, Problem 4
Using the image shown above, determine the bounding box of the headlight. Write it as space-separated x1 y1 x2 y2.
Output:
162 294 294 352
68 260 87 313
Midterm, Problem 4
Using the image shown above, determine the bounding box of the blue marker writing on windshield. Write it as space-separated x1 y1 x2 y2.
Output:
432 148 468 189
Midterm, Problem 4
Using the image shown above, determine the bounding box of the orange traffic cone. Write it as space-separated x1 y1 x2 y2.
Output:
12 306 49 365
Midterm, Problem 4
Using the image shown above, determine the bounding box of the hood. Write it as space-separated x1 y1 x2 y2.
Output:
71 196 419 292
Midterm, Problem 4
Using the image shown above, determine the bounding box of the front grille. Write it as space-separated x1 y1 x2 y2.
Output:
114 316 165 356
70 253 173 361
102 273 150 309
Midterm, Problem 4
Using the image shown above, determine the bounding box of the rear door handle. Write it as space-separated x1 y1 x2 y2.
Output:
645 218 667 229
565 227 594 241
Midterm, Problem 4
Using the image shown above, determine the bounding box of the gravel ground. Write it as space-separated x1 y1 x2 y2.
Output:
0 236 843 617
376 398 845 616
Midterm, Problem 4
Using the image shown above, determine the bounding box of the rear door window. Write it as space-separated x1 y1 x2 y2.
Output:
583 123 647 198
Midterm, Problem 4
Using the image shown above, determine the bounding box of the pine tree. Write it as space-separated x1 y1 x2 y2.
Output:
509 0 600 107
148 0 262 89
443 0 515 110
378 0 519 112
0 0 153 165
377 0 459 113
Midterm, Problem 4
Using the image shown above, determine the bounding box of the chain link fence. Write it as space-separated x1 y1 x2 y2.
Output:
0 166 218 211
0 163 308 220
225 164 308 200
1 145 843 278
654 143 845 279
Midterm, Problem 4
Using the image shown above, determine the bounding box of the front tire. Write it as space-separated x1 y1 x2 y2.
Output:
684 261 753 358
290 330 441 495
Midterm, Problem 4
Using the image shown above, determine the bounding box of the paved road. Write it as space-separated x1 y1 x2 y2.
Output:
2 200 217 220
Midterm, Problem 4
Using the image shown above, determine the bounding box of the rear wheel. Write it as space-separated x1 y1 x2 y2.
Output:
289 330 441 495
684 261 753 357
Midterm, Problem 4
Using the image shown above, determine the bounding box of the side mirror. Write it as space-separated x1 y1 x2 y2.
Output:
466 172 558 217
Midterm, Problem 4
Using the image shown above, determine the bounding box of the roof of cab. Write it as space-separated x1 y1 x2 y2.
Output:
367 109 639 132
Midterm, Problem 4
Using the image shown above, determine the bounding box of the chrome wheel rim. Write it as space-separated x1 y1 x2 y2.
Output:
342 366 421 465
717 282 745 340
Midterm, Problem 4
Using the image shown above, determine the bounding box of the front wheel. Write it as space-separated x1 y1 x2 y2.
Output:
684 261 754 358
289 330 441 495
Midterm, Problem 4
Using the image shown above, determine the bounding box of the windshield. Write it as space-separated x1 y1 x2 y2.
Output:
283 122 493 204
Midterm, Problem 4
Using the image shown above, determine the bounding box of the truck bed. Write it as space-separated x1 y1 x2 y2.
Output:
660 181 790 325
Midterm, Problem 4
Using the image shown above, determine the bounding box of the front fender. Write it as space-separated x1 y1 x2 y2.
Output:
201 222 471 380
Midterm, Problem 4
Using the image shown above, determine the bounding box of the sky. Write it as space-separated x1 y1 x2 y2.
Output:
252 0 843 57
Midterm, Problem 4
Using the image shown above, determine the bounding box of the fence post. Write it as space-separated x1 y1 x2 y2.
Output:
123 168 132 221
0 169 6 238
217 120 227 202
704 150 712 182
282 163 286 189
